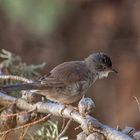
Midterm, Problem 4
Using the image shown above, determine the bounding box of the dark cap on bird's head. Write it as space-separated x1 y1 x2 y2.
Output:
85 52 117 73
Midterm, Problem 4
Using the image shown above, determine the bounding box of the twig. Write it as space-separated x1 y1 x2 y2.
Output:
18 126 30 140
60 118 66 132
134 96 140 113
0 109 36 118
75 125 81 130
0 129 11 140
0 134 7 140
0 75 32 83
56 119 72 140
0 114 51 135
0 106 9 112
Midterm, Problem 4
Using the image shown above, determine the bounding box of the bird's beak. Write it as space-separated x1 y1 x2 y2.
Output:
110 68 118 73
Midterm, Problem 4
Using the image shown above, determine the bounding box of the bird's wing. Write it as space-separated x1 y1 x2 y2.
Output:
40 61 89 85
0 61 89 92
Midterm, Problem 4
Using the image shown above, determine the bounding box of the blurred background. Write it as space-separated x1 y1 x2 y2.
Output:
0 0 140 139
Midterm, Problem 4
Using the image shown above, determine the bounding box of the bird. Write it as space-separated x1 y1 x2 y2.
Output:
0 52 117 104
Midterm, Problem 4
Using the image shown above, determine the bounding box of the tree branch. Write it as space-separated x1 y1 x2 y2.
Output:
56 119 72 140
0 91 134 140
0 75 33 83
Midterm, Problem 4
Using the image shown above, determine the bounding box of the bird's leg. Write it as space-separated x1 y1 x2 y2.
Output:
69 106 79 116
60 104 78 116
70 95 86 113
60 104 66 116
60 104 71 116
60 96 87 116
60 96 86 116
70 95 86 114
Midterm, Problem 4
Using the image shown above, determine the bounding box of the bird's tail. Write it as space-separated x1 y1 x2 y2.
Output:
0 82 47 92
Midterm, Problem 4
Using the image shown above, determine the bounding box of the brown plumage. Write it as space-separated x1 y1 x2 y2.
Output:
0 52 117 104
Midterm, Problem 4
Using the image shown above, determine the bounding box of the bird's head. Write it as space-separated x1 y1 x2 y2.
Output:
85 52 117 79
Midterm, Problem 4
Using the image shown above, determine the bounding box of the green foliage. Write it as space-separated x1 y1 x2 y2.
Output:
26 120 68 140
0 0 67 36
0 49 46 79
0 49 21 67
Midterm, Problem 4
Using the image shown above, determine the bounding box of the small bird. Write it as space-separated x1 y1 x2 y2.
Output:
0 52 117 104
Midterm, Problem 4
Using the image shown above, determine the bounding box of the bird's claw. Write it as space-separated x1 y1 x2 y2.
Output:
60 105 78 116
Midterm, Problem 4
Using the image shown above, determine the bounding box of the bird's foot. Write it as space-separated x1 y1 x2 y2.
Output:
69 106 79 116
60 104 67 116
60 105 78 116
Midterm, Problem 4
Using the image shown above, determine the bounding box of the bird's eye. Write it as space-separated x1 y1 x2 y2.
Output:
102 66 106 70
96 65 106 71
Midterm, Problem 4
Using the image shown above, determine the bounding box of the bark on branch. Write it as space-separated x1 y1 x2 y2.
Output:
0 91 135 140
